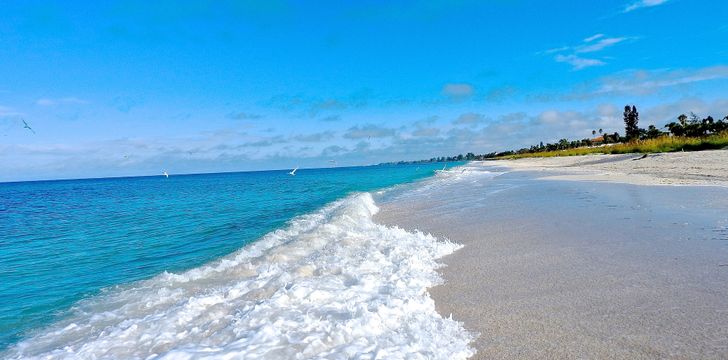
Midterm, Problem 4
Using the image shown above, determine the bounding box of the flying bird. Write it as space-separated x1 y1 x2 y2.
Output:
288 167 298 176
22 119 35 134
163 171 169 178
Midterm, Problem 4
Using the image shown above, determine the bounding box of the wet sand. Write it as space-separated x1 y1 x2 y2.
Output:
375 156 728 359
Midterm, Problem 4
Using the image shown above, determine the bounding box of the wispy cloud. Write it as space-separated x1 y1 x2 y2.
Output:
546 34 634 70
263 89 373 117
410 116 441 138
319 115 342 122
551 65 728 100
226 112 263 120
576 37 630 53
412 127 440 137
343 124 396 139
292 131 335 142
555 54 606 70
441 83 474 99
593 66 728 95
583 34 605 42
36 97 88 106
0 105 23 117
452 112 489 126
623 0 669 13
485 85 517 102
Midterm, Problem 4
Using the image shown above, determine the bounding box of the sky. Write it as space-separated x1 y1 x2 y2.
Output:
1 0 727 181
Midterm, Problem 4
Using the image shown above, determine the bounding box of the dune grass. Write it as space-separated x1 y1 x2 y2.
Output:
498 131 728 159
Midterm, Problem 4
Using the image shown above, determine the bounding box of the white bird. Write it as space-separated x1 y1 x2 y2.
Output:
22 119 35 134
288 167 298 176
163 171 169 178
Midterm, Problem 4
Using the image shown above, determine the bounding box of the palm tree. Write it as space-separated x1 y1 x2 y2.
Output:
678 114 688 126
598 128 603 134
592 130 596 136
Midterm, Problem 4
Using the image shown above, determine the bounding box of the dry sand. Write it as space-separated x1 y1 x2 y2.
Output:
497 150 728 187
375 151 728 359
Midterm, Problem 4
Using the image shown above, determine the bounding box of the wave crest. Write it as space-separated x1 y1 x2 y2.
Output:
7 193 473 359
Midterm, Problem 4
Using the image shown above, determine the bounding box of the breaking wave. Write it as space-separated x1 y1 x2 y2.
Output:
6 193 473 359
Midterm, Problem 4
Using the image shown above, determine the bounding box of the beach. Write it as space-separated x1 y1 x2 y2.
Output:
497 150 728 187
375 150 728 359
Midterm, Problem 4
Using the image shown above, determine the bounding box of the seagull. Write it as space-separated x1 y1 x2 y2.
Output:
288 167 298 176
22 119 35 134
163 171 169 178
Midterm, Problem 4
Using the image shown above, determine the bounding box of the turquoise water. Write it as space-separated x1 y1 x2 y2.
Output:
0 163 450 350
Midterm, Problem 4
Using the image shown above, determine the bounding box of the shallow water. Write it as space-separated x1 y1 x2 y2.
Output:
0 163 466 355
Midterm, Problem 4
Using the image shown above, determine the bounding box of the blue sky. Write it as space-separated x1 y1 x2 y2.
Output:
1 0 727 181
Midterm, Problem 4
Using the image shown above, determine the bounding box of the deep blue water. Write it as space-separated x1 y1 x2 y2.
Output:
0 163 451 349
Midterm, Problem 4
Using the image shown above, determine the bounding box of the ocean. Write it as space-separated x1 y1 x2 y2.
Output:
0 163 476 358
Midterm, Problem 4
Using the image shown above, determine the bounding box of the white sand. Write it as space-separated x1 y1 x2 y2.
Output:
495 150 728 186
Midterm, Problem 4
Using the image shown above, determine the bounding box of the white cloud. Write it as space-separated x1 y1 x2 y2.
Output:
555 54 606 70
542 46 570 54
409 116 442 137
412 127 440 137
624 0 669 13
584 34 605 42
576 37 630 53
452 112 488 126
343 124 396 139
441 83 474 98
35 97 88 106
593 66 728 95
292 131 335 142
546 34 634 70
0 105 23 117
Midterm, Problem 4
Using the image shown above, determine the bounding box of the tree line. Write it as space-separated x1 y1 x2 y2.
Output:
391 105 728 163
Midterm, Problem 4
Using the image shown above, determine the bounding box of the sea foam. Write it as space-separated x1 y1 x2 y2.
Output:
6 193 474 359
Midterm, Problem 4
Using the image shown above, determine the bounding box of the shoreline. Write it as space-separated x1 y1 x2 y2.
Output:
375 152 728 359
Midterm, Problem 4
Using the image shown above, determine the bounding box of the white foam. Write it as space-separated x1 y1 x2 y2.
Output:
6 193 474 359
395 163 504 197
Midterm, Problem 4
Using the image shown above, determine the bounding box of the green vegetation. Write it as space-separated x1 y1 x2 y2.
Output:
498 131 728 159
494 107 728 159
